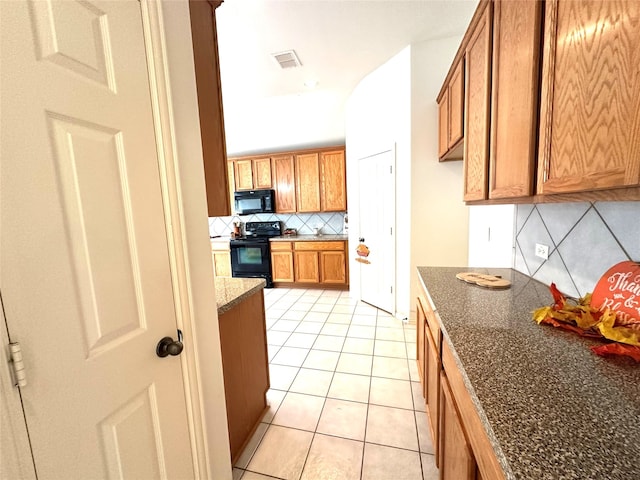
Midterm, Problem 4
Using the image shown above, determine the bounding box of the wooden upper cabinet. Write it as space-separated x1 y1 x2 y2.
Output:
489 0 542 199
463 1 493 202
230 146 347 213
234 160 254 190
295 153 321 212
537 0 640 194
188 0 230 216
233 158 272 191
438 89 450 158
272 154 296 213
253 158 272 189
449 62 465 147
438 61 465 161
320 150 347 211
227 161 236 212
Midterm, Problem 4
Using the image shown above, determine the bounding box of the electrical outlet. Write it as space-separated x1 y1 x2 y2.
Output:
535 243 549 260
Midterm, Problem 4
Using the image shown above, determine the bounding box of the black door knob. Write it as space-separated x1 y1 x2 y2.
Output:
156 330 184 358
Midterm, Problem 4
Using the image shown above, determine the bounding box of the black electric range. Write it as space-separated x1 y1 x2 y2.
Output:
229 221 282 287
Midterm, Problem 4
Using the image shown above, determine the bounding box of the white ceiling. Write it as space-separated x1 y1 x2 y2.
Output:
215 0 478 156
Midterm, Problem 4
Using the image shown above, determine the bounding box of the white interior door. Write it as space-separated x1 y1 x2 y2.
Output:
1 1 196 477
357 149 396 314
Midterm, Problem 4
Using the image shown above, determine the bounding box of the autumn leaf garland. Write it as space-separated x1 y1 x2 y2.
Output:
533 283 640 362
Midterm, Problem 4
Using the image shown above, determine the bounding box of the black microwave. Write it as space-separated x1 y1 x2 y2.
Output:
234 189 275 215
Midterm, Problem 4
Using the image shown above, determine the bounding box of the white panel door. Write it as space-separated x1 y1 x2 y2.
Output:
357 149 396 314
1 1 195 478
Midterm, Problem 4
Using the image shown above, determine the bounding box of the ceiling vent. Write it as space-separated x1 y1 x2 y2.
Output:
271 50 302 69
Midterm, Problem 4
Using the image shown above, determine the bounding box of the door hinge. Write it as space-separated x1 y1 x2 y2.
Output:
390 286 393 294
389 165 393 174
390 227 393 235
9 342 27 388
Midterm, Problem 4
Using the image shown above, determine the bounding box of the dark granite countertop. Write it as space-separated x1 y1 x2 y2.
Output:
215 277 265 315
418 267 640 480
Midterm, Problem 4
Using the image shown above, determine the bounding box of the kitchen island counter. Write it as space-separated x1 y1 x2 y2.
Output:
214 275 269 463
215 276 265 314
418 267 640 480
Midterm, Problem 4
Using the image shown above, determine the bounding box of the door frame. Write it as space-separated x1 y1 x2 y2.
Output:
141 1 231 478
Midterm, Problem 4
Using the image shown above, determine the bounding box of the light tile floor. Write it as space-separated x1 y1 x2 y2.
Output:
232 288 438 480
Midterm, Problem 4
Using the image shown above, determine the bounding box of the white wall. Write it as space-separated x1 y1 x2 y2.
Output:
224 91 346 156
346 33 472 319
408 36 470 319
346 47 412 318
468 205 515 267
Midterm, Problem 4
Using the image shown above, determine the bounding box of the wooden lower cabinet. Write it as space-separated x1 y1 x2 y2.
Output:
440 372 477 480
416 298 426 394
271 240 348 288
417 294 441 467
319 251 347 284
211 241 231 277
425 324 440 467
270 242 294 282
217 288 270 463
417 280 505 479
294 251 320 283
442 340 505 480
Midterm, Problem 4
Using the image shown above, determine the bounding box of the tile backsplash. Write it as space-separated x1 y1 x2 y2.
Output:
208 212 346 237
514 201 639 299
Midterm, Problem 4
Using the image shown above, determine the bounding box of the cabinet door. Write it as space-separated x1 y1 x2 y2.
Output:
489 0 542 199
416 299 427 396
234 159 254 191
295 153 321 212
425 326 440 466
188 0 230 216
319 251 346 284
320 150 347 211
438 90 450 158
271 251 294 282
294 251 320 283
449 62 464 147
213 251 231 277
537 0 640 194
439 373 477 480
253 158 272 189
272 154 296 213
463 1 492 202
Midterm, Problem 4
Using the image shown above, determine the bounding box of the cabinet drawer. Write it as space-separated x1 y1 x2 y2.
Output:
211 241 230 252
294 241 344 251
270 241 292 251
